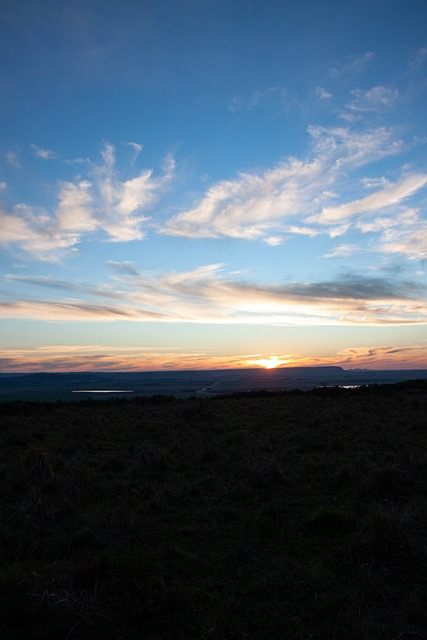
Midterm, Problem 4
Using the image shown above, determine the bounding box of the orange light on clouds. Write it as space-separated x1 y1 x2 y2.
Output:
0 344 427 373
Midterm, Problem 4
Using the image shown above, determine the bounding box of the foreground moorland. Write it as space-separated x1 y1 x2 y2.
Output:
1 383 427 639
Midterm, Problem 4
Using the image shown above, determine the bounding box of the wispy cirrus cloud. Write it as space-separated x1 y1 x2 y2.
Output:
0 204 49 251
94 144 175 242
56 179 96 237
329 51 375 78
360 176 389 190
310 173 427 224
263 235 284 247
5 150 21 168
346 86 399 112
163 157 321 239
378 221 427 260
126 141 143 164
2 264 427 326
315 86 332 100
0 299 166 322
0 181 95 258
162 125 405 241
3 125 419 258
324 244 360 258
356 207 419 234
0 143 175 259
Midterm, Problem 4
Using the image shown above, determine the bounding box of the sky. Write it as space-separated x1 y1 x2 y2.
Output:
1 0 427 372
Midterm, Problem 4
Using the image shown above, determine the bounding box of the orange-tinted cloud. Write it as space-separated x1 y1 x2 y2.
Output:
0 343 426 373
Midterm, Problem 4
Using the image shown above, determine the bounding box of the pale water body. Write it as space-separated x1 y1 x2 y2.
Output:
320 384 361 389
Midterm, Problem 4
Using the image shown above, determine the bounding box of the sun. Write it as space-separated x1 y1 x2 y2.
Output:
246 355 288 369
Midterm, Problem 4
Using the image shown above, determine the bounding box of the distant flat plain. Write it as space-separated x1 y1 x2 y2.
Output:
1 366 427 401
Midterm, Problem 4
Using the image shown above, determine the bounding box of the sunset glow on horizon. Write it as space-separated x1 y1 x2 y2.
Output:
246 356 291 369
1 1 427 372
1 343 427 373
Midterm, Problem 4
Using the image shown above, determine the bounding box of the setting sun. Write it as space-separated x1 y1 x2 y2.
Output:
246 356 289 369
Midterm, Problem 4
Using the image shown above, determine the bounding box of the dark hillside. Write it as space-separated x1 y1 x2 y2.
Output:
1 383 427 639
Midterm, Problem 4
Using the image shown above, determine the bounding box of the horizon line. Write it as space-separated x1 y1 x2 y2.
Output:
2 365 427 375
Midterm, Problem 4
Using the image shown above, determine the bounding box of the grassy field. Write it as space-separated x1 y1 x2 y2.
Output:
1 382 427 639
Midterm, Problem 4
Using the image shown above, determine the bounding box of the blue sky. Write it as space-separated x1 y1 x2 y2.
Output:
1 0 427 371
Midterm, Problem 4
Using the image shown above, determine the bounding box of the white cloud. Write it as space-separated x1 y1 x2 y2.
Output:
379 222 427 260
360 176 389 190
349 51 375 70
305 125 403 167
357 217 396 234
0 206 41 247
327 224 350 238
31 144 57 160
126 141 143 164
163 125 404 241
57 180 96 234
323 244 359 258
0 182 95 258
310 174 427 225
264 236 284 246
94 142 174 242
356 208 419 234
163 158 321 239
4 263 427 326
329 51 374 78
64 157 91 165
346 86 399 112
0 181 6 191
284 225 319 237
5 150 21 168
0 143 175 258
315 86 332 100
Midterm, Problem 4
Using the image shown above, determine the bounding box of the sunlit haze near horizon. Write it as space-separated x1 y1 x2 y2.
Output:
1 0 427 372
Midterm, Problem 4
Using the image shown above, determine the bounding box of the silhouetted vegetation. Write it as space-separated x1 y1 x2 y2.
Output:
1 382 427 639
